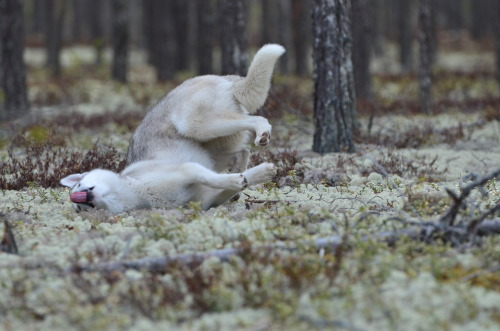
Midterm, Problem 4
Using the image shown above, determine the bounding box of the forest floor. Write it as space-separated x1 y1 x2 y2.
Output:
0 47 499 330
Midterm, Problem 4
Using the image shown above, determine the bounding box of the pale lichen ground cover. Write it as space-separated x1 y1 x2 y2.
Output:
1 48 500 330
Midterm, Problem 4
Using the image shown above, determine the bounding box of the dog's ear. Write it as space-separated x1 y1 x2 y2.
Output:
60 173 86 188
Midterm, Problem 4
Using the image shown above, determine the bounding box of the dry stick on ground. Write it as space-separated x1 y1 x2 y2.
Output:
8 220 499 274
366 153 500 238
74 218 500 274
440 167 500 227
0 219 18 254
77 229 420 273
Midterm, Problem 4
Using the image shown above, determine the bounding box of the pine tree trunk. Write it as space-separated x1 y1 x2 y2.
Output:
292 0 311 76
0 0 29 121
89 0 104 66
173 0 191 71
111 0 128 83
418 0 433 114
398 0 413 72
277 0 291 73
150 0 176 81
218 0 248 76
261 0 277 44
351 0 372 100
196 0 214 75
495 0 500 87
43 0 67 77
471 0 490 40
312 0 356 154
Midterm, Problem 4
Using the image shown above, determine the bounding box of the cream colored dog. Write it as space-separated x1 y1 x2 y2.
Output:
60 44 285 213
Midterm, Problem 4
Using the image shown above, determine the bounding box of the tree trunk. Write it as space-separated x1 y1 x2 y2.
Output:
173 0 191 71
397 0 413 72
495 0 500 87
418 0 433 114
371 0 387 56
277 0 291 73
43 0 67 77
261 0 278 44
71 0 85 41
89 0 105 66
196 0 214 75
149 0 176 81
218 0 248 76
0 0 29 121
471 0 490 41
111 0 128 83
351 0 372 100
312 0 356 154
439 0 463 32
291 0 311 76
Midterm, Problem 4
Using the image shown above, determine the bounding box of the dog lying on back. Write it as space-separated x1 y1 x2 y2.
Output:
60 44 285 213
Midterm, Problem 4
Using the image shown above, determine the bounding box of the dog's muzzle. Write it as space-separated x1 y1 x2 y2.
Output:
70 190 95 208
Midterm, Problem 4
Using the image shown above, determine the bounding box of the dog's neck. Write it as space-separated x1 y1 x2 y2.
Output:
104 177 146 213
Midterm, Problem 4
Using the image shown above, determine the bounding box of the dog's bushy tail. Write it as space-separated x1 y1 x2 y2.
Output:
233 44 285 113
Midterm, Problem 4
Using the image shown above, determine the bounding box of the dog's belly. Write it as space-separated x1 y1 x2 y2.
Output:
202 132 250 172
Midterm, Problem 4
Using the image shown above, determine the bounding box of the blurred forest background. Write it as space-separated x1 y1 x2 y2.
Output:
1 0 500 130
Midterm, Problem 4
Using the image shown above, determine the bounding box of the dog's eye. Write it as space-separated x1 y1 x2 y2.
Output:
89 186 95 191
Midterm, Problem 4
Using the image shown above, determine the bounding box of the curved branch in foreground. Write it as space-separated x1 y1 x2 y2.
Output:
440 168 500 226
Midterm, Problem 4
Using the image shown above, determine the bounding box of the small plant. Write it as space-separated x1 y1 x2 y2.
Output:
0 134 126 190
250 149 303 187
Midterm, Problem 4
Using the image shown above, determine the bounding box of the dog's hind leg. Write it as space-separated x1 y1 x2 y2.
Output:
229 149 251 173
182 162 249 191
200 162 277 209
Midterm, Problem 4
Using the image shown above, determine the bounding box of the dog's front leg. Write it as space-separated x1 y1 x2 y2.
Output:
176 115 272 146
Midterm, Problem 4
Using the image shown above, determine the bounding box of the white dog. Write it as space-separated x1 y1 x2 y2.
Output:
60 44 285 213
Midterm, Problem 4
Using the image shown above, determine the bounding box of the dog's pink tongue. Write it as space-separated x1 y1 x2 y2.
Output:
70 192 87 203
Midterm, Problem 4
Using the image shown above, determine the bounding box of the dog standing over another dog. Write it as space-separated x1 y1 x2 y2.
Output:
60 44 285 213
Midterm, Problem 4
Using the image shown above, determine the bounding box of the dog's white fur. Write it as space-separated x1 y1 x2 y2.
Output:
60 44 285 213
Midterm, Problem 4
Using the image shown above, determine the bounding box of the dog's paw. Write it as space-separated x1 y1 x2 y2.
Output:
226 173 248 191
253 117 272 147
259 132 270 146
255 132 271 146
259 162 277 180
244 163 276 184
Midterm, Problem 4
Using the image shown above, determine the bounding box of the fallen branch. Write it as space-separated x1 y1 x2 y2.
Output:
74 218 500 273
440 168 500 227
0 219 18 254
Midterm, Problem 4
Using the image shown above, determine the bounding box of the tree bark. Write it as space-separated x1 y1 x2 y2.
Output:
0 0 29 121
89 0 105 66
471 0 491 41
173 0 191 71
277 0 292 73
196 0 215 75
397 0 413 72
43 0 67 77
418 0 433 114
261 0 277 44
292 0 311 76
218 0 248 76
494 0 500 87
149 0 176 81
111 0 128 83
351 0 372 100
312 0 356 154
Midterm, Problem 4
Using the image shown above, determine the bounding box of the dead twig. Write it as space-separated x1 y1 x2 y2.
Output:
0 219 18 254
440 168 500 227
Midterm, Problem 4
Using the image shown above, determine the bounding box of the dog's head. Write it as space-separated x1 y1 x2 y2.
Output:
60 169 121 212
